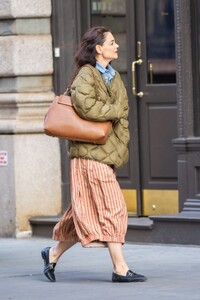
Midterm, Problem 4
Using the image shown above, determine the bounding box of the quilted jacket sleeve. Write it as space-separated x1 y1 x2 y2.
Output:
70 66 124 121
114 91 130 148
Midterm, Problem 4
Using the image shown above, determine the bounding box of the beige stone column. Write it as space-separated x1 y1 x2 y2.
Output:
0 0 62 237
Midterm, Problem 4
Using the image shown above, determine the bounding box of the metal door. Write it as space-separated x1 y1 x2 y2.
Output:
130 0 178 215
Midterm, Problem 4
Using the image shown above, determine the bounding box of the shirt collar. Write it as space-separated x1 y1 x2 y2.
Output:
95 61 116 76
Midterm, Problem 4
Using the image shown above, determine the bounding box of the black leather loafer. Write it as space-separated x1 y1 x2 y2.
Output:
41 247 56 282
112 270 147 283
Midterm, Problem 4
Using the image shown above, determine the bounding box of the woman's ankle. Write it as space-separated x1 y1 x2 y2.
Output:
114 264 129 276
49 246 59 263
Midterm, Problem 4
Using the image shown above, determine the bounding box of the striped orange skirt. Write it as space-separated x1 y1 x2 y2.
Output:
53 158 128 247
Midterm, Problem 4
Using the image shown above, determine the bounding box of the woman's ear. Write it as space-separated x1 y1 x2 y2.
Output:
95 45 102 55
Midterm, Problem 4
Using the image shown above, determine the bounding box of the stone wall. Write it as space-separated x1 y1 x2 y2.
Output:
0 0 62 237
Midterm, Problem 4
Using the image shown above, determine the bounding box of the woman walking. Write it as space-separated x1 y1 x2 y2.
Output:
41 26 147 283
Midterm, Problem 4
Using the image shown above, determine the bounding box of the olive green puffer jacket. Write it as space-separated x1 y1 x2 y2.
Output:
69 64 130 168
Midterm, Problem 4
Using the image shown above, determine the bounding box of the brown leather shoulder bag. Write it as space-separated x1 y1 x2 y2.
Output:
44 94 111 144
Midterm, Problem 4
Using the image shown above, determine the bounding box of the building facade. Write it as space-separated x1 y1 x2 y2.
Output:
0 0 62 237
1 0 200 243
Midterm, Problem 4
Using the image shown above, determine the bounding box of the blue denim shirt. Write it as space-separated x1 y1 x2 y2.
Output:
95 61 116 84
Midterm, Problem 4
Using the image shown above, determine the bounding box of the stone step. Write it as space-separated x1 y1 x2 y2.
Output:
30 212 200 245
127 212 200 245
30 216 153 239
30 216 60 238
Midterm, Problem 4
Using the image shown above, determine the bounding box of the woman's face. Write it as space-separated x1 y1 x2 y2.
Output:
96 32 119 66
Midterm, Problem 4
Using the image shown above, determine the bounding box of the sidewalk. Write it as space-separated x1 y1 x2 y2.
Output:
0 238 200 300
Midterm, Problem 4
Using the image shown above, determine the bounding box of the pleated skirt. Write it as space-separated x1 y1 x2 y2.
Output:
53 158 128 247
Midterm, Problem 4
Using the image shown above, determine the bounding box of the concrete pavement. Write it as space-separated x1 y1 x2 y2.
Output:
0 238 200 300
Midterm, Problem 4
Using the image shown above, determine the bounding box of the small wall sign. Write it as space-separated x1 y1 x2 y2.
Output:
0 151 8 166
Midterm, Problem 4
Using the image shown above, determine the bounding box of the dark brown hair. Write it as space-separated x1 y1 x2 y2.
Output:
75 26 110 67
68 26 110 88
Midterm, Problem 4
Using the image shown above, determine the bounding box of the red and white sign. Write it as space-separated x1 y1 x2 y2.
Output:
0 151 8 166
